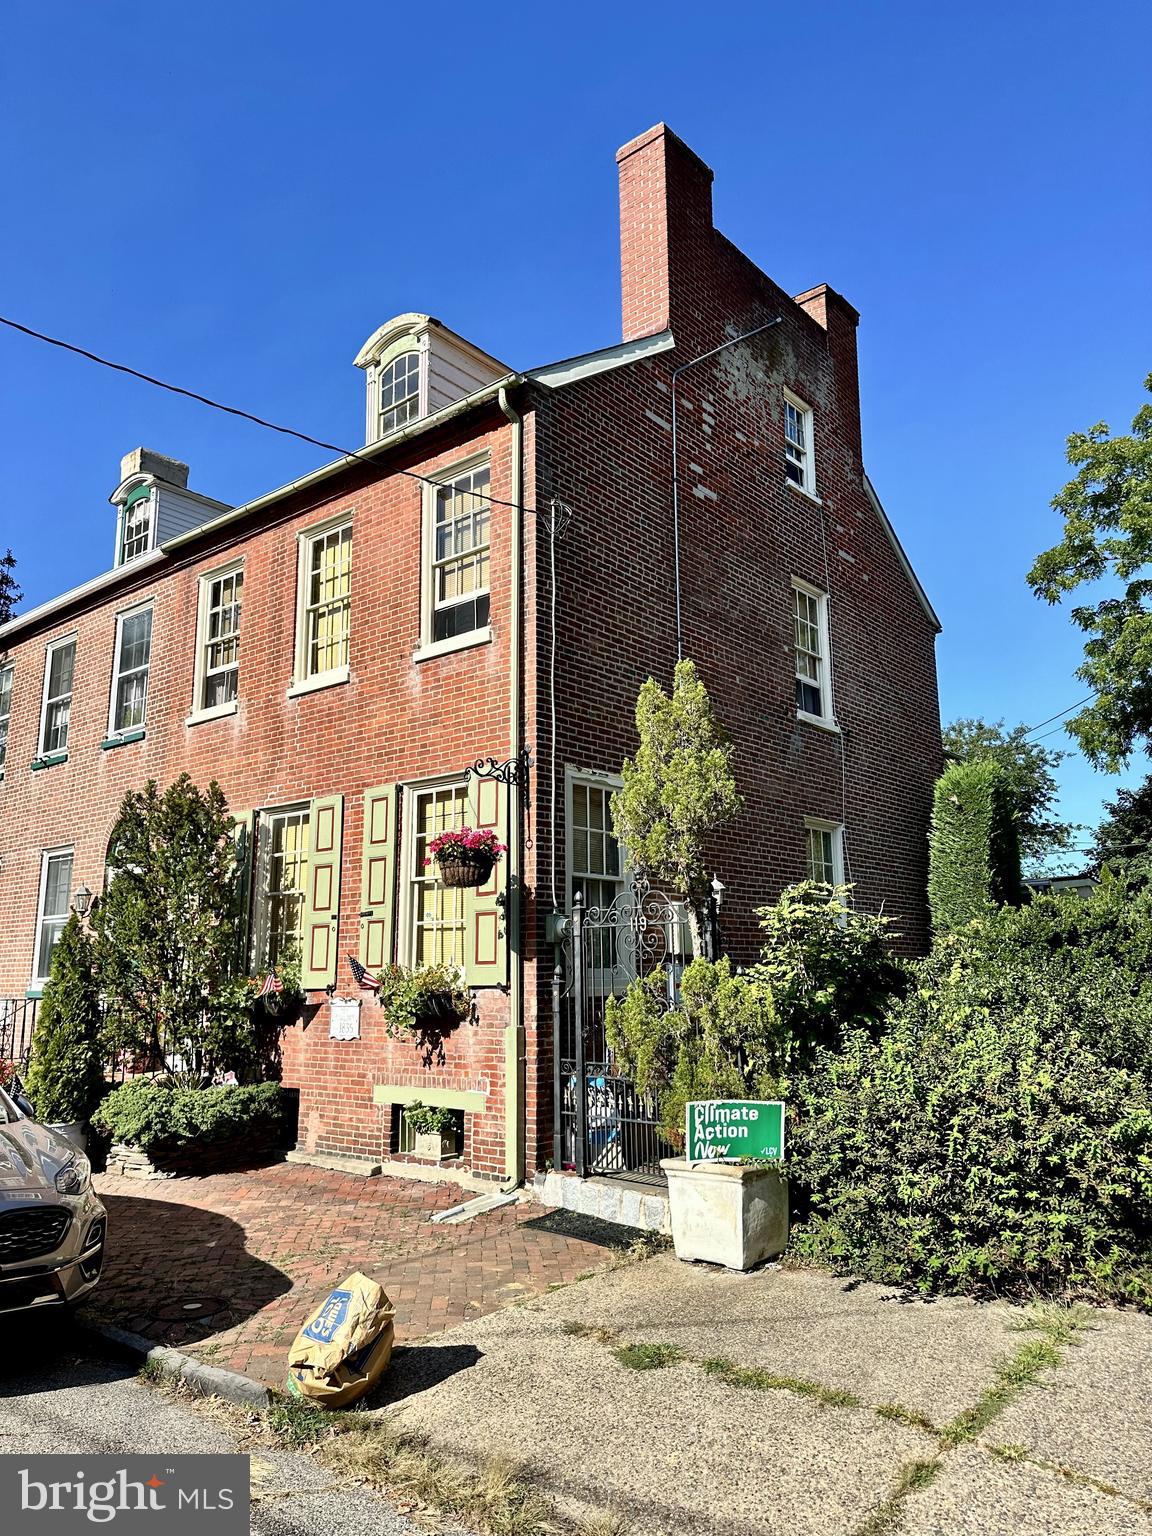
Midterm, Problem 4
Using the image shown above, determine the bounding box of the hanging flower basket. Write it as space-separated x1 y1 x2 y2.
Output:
427 829 506 889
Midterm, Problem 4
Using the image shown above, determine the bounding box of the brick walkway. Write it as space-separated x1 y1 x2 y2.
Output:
87 1162 628 1387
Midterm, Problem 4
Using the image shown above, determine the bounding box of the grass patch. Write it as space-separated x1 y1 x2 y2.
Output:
701 1356 861 1409
851 1459 941 1536
874 1402 937 1435
266 1394 339 1448
561 1320 619 1344
613 1342 684 1371
987 1445 1152 1514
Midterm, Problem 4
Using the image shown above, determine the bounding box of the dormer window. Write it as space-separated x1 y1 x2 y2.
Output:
378 351 422 436
120 485 153 563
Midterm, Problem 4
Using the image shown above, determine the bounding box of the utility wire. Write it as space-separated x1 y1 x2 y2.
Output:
1023 694 1096 738
0 313 547 518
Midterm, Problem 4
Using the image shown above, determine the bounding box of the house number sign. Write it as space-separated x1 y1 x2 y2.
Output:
328 997 362 1041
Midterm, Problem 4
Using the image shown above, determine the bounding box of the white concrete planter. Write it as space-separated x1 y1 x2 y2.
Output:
414 1130 454 1162
661 1159 788 1271
48 1120 89 1155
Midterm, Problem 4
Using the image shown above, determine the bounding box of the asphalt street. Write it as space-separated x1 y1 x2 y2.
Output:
0 1319 435 1536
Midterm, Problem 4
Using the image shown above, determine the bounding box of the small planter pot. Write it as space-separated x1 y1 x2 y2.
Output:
661 1158 788 1271
436 853 494 889
413 1130 455 1162
48 1120 89 1155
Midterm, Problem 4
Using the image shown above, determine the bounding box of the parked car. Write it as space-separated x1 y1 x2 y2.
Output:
0 1083 106 1316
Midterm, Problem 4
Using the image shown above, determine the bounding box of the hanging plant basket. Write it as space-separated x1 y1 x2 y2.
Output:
437 853 495 889
426 828 506 889
416 989 466 1027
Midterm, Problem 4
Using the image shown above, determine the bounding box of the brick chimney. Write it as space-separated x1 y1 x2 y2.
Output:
118 447 189 489
794 284 863 466
616 124 715 342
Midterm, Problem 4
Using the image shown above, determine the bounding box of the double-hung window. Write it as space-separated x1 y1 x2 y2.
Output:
425 462 491 649
783 391 816 495
34 847 74 984
793 580 834 725
805 818 844 888
251 806 311 969
567 776 625 912
378 351 422 436
192 564 243 715
407 783 469 967
0 662 13 776
109 607 153 736
39 638 75 756
294 520 352 688
120 487 153 563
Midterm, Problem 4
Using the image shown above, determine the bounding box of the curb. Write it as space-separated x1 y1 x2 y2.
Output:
83 1320 272 1409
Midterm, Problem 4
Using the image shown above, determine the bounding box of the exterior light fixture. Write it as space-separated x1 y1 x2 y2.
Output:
71 884 93 918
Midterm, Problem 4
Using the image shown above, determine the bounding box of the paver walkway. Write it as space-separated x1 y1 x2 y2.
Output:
87 1162 629 1387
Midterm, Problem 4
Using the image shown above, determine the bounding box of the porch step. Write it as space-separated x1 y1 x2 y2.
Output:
533 1170 670 1235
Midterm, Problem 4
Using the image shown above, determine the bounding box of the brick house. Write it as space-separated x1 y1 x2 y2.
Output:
0 124 941 1184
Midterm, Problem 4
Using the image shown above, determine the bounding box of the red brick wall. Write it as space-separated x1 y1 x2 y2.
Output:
0 407 530 1178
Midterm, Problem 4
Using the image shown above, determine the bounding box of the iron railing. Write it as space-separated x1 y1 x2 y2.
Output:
0 998 39 1069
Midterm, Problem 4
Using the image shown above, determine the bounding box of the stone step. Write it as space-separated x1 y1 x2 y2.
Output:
533 1169 670 1234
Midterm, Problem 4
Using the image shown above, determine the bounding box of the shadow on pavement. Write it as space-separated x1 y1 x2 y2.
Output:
86 1192 292 1348
0 1313 136 1398
362 1342 484 1407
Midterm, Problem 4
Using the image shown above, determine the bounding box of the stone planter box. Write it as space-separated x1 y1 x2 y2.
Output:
106 1121 284 1180
661 1158 788 1271
48 1121 88 1154
414 1130 455 1162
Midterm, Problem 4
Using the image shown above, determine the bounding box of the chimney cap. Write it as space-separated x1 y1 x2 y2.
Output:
615 122 715 183
118 447 190 490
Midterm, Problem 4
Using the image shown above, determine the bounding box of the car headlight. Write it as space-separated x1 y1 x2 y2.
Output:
55 1153 91 1196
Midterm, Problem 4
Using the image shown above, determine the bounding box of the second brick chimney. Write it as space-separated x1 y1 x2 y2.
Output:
616 123 715 342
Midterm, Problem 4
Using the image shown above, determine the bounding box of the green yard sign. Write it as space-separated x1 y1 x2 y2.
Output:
685 1100 785 1163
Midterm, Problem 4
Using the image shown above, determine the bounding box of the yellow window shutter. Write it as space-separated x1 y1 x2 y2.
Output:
301 794 344 989
359 784 399 973
231 810 256 971
464 777 508 987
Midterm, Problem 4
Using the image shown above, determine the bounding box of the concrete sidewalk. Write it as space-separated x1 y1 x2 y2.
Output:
370 1255 1152 1536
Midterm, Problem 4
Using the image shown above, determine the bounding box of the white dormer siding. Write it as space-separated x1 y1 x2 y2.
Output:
354 314 507 447
111 448 231 568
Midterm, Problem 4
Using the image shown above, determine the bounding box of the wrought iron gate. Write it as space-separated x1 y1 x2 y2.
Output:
552 878 692 1180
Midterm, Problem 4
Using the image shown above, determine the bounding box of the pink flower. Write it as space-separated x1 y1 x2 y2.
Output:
427 827 507 861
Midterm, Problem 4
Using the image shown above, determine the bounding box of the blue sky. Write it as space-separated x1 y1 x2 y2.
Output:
2 0 1149 860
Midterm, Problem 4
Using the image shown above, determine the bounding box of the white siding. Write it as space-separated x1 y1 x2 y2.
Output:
426 332 503 414
155 486 231 545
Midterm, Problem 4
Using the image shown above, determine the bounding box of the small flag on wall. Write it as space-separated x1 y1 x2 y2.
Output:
348 955 381 992
253 972 284 999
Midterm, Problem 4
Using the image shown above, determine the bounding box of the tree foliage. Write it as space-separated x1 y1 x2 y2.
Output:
1089 774 1152 881
942 716 1075 870
0 548 21 626
93 774 258 1083
24 915 105 1124
1027 373 1152 770
928 759 1024 931
611 659 741 955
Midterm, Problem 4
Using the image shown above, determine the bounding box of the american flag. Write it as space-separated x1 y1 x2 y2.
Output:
253 972 284 999
347 955 381 992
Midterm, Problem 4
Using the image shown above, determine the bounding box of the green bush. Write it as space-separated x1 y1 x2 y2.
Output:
789 899 1152 1305
25 915 106 1124
93 1079 286 1153
750 883 907 1073
928 759 1024 931
404 1101 457 1136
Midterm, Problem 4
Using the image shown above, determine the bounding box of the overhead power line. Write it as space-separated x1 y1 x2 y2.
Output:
1023 694 1097 740
0 313 546 518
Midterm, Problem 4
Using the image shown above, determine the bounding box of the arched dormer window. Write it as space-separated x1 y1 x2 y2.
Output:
120 484 153 563
378 350 422 436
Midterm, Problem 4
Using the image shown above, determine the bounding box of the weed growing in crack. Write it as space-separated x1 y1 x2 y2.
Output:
613 1342 685 1370
701 1357 861 1408
874 1403 937 1434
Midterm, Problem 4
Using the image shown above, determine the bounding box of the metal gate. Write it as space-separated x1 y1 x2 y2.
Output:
552 878 693 1180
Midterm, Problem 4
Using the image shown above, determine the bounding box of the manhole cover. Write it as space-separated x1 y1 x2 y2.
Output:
152 1296 227 1323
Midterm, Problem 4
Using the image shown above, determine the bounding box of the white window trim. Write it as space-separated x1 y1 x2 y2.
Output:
107 602 154 740
118 486 156 565
398 775 470 969
792 577 837 730
418 453 492 657
188 558 244 725
291 512 353 695
0 660 12 779
376 348 425 440
804 817 845 887
783 388 817 497
250 802 311 970
38 634 77 759
32 845 74 986
563 766 626 911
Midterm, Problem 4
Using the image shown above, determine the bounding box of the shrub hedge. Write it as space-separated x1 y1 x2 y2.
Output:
93 1079 287 1153
928 758 1024 931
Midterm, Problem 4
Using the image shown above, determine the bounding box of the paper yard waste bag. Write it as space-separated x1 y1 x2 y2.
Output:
287 1271 395 1408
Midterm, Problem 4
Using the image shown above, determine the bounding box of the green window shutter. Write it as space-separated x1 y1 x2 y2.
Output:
359 784 399 973
464 777 508 987
231 810 256 971
301 794 344 989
